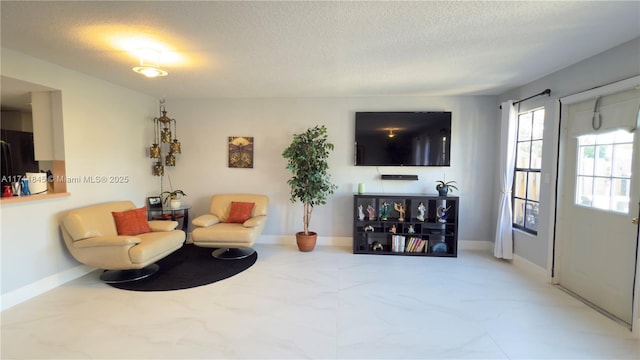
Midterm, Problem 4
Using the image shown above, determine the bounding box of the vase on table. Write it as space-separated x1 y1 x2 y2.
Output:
170 199 181 209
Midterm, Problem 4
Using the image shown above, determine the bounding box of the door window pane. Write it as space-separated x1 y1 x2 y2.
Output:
611 178 630 213
593 177 611 210
579 135 596 146
578 145 595 176
612 143 633 177
594 145 613 177
575 130 634 214
595 131 615 144
614 130 634 143
576 176 593 206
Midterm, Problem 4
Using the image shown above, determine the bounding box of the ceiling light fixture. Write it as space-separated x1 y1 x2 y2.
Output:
133 48 168 77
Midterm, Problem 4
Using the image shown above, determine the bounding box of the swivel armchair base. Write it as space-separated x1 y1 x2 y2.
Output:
192 194 269 261
99 264 160 283
212 247 255 260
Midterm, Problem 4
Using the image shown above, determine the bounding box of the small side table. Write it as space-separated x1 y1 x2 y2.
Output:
147 205 191 232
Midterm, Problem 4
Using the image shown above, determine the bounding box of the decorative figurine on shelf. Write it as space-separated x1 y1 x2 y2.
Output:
367 204 376 220
3 185 13 197
432 241 448 253
21 177 30 196
417 202 426 222
364 225 375 232
379 201 391 220
357 204 365 221
408 225 415 234
11 181 21 196
437 205 452 223
390 225 397 234
371 241 384 252
393 202 406 222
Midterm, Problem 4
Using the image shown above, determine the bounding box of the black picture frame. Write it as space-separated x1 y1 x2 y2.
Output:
147 196 162 209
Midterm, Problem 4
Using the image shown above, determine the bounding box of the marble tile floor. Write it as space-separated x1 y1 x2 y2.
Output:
1 244 638 359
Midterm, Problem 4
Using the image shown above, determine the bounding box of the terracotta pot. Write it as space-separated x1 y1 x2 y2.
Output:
295 231 317 252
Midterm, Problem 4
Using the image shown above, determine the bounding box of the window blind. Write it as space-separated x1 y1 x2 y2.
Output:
566 87 639 137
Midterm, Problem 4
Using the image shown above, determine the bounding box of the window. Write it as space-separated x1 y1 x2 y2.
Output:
575 129 633 213
513 108 544 234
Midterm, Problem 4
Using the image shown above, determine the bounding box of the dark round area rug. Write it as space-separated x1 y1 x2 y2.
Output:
108 244 257 291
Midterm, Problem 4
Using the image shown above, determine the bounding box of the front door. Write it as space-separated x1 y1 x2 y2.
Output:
557 84 640 326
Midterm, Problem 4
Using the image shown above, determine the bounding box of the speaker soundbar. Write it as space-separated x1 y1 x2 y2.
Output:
380 174 419 181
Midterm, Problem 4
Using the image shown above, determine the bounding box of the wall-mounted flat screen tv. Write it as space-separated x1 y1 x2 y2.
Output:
355 111 451 166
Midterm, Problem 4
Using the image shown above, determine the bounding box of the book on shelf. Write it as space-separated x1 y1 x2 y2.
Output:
404 237 413 252
405 237 415 252
392 235 406 252
405 236 427 253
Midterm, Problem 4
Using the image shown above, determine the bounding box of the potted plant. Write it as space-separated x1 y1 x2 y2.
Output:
161 189 187 209
282 125 338 252
435 180 458 196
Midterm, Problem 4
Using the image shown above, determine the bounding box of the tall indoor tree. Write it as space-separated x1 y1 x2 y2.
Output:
282 125 338 251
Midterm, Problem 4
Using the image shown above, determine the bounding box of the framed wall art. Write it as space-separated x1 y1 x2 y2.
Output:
228 136 254 168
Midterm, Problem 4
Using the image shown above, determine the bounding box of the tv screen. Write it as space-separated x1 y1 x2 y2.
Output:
355 111 451 166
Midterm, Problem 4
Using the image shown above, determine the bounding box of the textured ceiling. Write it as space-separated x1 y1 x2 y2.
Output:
1 1 639 103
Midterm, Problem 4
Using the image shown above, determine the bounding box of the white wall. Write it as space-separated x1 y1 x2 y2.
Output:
1 48 500 307
1 49 158 298
1 48 499 308
165 96 498 242
497 37 640 270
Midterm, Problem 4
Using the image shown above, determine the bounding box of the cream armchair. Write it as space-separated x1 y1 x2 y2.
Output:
60 201 185 283
191 194 268 259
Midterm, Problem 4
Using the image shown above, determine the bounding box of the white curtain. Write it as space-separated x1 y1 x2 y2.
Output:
494 101 517 259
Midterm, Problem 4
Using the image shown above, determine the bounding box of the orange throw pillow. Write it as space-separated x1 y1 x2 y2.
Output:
226 202 255 223
112 207 152 235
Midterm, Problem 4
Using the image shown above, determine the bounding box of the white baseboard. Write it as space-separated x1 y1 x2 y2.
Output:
260 234 352 247
1 264 95 312
457 240 550 284
261 236 494 252
459 240 492 251
512 253 551 283
461 242 551 283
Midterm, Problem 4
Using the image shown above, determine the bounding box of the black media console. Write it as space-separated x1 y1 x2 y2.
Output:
353 193 458 257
